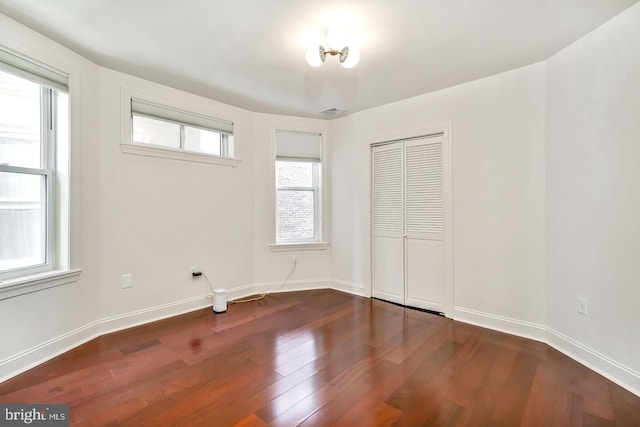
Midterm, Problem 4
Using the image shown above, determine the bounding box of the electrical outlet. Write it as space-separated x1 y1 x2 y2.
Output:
191 266 198 274
292 256 298 264
122 273 133 289
578 297 588 315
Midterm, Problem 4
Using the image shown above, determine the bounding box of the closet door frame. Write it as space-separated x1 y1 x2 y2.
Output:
369 124 453 317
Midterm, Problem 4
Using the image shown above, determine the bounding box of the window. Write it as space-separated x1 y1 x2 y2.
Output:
131 99 234 158
274 130 322 244
0 49 68 281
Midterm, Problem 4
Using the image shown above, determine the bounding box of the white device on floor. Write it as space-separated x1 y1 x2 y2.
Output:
213 288 227 313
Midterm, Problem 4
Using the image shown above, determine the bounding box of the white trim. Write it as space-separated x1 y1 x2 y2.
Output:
453 306 547 341
1 284 639 398
269 242 329 252
193 279 341 302
119 86 241 167
442 125 454 318
120 143 241 167
0 293 210 383
252 278 332 295
368 123 454 317
330 279 367 297
365 123 454 149
223 283 257 301
0 319 100 384
546 328 640 397
453 306 640 398
268 122 329 248
0 268 81 300
98 295 212 335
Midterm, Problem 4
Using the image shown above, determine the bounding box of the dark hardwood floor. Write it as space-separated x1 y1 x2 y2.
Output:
1 289 638 426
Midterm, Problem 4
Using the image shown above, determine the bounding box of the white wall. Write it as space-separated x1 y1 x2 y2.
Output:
0 14 101 377
330 3 640 395
97 72 335 328
251 113 332 290
97 68 255 326
331 63 547 336
545 3 640 393
0 14 335 381
1 3 639 397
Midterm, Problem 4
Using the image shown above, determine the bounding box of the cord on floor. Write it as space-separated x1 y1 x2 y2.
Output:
202 260 297 305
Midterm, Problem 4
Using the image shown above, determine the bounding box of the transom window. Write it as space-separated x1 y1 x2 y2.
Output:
131 99 234 158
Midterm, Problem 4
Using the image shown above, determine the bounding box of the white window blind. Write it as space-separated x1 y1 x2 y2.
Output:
129 98 235 160
275 130 321 162
0 48 67 92
131 99 233 135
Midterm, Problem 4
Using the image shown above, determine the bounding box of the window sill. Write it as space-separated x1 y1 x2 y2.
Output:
120 143 241 168
0 268 82 300
269 242 330 252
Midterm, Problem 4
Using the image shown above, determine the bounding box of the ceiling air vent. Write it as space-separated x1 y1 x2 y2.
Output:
320 107 348 117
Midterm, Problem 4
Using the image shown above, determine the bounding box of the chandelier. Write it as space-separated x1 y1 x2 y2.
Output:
305 27 360 69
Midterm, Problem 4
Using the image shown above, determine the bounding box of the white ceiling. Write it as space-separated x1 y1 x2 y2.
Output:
0 0 637 119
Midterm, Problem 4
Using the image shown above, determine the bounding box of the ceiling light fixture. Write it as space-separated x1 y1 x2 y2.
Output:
306 27 360 69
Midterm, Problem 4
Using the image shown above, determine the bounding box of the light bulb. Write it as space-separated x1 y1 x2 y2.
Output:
342 46 360 68
305 45 323 67
326 27 347 51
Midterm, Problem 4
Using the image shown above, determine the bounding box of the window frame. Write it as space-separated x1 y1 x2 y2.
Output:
0 46 80 299
275 159 321 244
120 90 240 168
269 128 329 252
0 79 56 280
0 165 54 279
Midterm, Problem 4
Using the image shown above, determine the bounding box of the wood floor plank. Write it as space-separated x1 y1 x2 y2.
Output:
520 355 561 426
265 382 336 427
233 413 266 427
445 330 503 407
609 381 640 426
254 343 376 422
332 322 453 426
490 347 541 425
360 403 403 427
298 359 398 427
384 312 446 365
383 340 464 424
0 289 638 426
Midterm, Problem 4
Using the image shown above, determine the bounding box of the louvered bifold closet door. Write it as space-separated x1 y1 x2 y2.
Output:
404 136 445 312
372 142 405 304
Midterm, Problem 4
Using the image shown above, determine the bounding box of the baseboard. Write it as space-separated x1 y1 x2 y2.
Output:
0 279 340 383
546 328 640 397
453 306 547 342
453 306 640 397
99 295 212 335
330 279 367 297
252 278 332 295
0 295 212 383
3 287 639 399
0 320 100 383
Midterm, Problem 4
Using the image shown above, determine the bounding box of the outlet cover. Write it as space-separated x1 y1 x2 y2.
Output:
578 297 588 315
122 273 133 289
